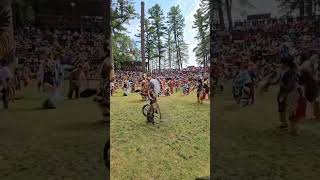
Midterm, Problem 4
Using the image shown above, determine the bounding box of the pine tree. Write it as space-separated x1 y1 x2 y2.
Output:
111 0 137 68
165 30 174 69
148 4 166 72
179 40 189 67
193 8 209 67
167 5 187 70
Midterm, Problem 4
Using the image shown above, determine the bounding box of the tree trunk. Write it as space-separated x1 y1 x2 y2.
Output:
313 0 317 16
168 34 172 70
299 0 305 17
173 27 180 70
177 40 182 70
169 47 171 69
33 0 39 25
141 1 146 73
217 0 225 30
146 30 150 72
225 0 233 30
102 0 112 175
306 0 313 17
147 52 150 72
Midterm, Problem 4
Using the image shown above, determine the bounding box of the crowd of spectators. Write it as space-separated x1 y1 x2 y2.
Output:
14 26 105 78
212 17 320 80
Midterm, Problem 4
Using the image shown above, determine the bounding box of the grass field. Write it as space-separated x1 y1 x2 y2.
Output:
214 82 320 180
110 90 210 180
0 83 107 180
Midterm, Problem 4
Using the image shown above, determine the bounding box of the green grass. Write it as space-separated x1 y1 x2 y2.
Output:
110 90 210 180
214 82 320 180
0 83 107 180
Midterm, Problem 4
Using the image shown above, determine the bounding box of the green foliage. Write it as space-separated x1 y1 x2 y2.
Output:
111 0 136 34
112 0 138 67
193 3 210 67
179 40 189 67
144 19 157 68
164 29 174 69
148 4 167 71
112 33 135 68
167 5 188 70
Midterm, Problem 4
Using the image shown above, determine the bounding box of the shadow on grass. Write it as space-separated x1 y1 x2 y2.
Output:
223 104 239 111
19 96 44 101
60 120 107 131
126 99 145 104
8 107 53 112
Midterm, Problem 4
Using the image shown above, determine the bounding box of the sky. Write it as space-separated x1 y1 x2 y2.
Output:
125 0 282 68
126 0 201 68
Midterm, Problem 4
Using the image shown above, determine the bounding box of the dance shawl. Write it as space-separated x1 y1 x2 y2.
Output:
299 58 319 102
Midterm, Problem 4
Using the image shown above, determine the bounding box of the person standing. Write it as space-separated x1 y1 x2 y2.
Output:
196 78 204 103
37 62 44 92
0 62 12 109
54 57 64 102
169 79 174 94
83 61 90 88
42 59 56 108
68 65 83 99
248 63 257 105
279 58 304 135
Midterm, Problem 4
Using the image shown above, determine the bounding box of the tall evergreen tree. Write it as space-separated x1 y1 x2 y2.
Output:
193 8 209 67
135 18 157 72
111 0 136 34
148 4 166 72
144 19 157 72
225 0 233 30
167 5 187 70
111 0 136 68
165 30 174 69
179 40 189 68
216 0 225 30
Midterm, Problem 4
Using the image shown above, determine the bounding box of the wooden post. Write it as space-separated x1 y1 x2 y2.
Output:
141 1 146 73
